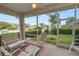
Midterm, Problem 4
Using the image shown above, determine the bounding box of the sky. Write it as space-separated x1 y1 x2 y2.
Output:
0 8 79 25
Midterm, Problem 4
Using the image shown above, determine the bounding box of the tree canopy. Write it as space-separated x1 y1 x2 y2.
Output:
66 17 75 24
48 13 57 31
0 21 17 30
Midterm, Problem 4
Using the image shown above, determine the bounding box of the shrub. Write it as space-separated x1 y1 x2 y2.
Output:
59 28 72 35
51 28 79 35
25 29 50 37
75 29 79 35
25 29 41 37
25 29 41 34
75 34 79 39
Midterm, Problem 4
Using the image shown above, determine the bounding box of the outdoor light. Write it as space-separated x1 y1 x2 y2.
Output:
32 3 37 9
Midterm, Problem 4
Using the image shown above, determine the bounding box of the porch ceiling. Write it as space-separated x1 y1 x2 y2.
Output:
0 3 50 13
0 3 78 17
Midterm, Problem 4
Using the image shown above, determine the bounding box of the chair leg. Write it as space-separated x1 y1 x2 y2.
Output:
69 42 74 56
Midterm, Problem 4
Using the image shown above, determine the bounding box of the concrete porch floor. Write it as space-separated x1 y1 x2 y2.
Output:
26 38 79 56
38 44 79 56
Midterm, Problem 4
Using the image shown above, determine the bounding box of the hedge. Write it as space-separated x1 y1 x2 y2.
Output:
25 29 41 34
51 28 79 35
75 34 79 39
25 29 51 37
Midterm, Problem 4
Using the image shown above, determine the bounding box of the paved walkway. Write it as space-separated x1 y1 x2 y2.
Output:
26 38 79 56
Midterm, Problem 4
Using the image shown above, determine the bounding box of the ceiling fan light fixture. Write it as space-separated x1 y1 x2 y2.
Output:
32 3 37 9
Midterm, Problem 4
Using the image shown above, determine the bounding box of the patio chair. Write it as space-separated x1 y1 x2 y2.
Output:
37 30 48 46
1 33 27 52
0 47 30 56
0 33 41 56
0 47 12 56
0 45 40 56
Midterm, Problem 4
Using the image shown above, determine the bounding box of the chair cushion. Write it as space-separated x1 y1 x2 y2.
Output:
25 45 40 56
8 40 26 49
18 51 31 56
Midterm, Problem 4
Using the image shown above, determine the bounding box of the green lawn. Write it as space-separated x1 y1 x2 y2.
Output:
59 34 72 44
32 34 72 45
32 35 40 41
47 38 56 45
0 31 72 45
1 32 72 45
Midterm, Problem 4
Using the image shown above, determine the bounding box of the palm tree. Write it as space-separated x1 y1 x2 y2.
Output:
48 13 57 32
66 17 75 24
40 23 45 29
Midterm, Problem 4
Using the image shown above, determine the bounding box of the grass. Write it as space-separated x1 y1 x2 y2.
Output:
32 36 38 41
32 35 40 41
1 32 72 45
1 33 18 38
59 34 72 44
47 38 56 45
32 34 72 45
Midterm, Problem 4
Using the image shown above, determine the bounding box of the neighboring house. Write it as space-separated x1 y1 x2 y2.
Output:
25 24 31 30
17 24 33 31
25 24 39 30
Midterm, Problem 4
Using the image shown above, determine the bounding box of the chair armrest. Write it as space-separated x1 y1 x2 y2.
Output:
0 47 12 56
11 48 20 55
